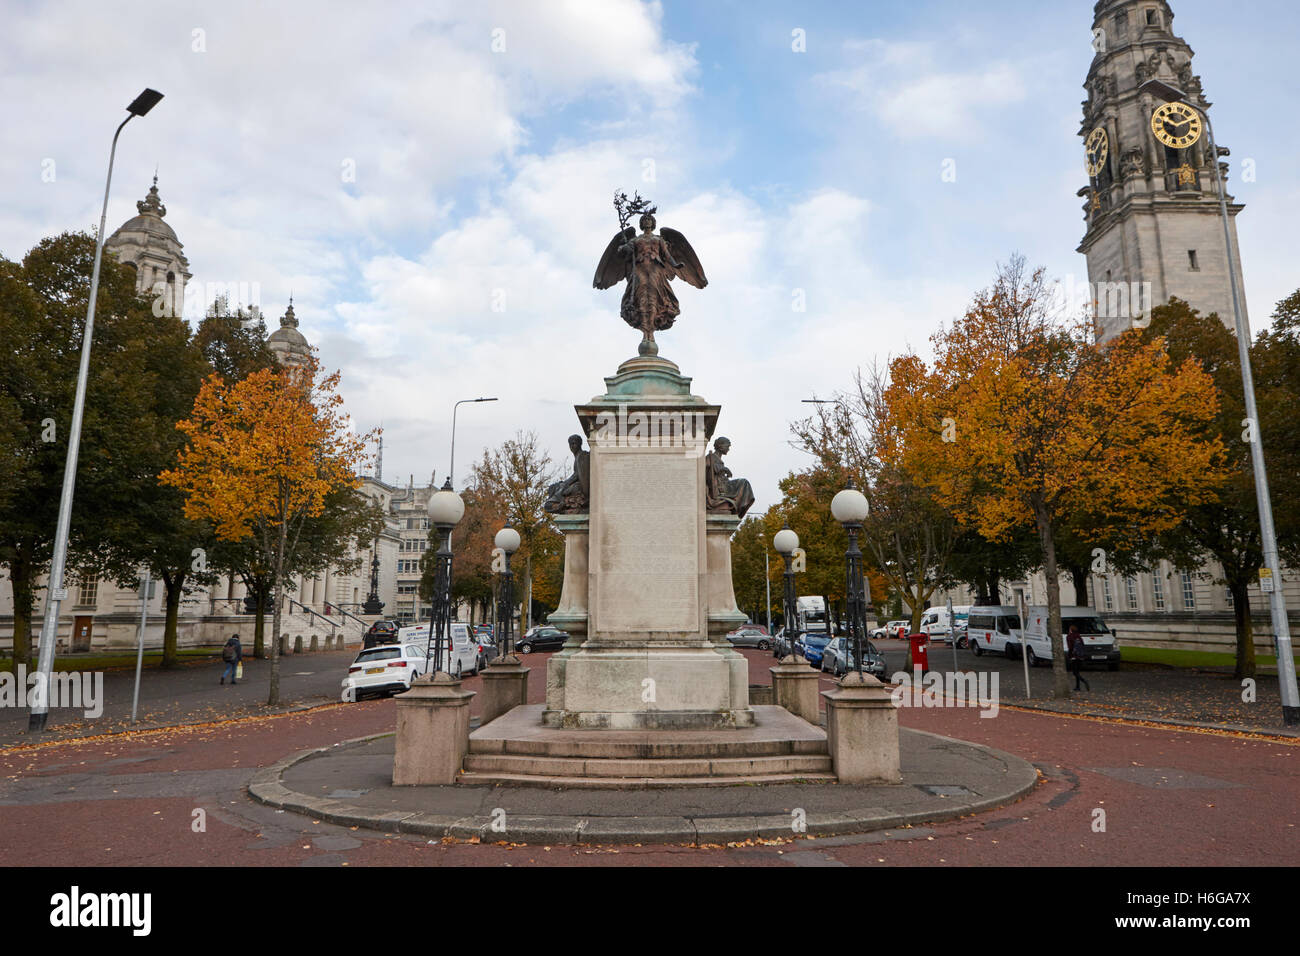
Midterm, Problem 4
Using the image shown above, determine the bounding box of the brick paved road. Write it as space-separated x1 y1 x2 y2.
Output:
1 648 1294 867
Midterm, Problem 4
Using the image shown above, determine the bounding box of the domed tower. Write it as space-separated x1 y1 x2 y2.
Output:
104 175 191 318
1077 0 1247 341
268 298 311 369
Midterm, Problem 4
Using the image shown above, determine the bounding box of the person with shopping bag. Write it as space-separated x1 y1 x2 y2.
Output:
220 633 243 685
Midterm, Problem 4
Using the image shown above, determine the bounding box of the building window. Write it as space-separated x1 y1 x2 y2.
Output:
1181 571 1196 609
1152 572 1166 610
1146 8 1160 27
1114 11 1128 40
1126 576 1138 611
1102 576 1114 612
76 576 98 607
1225 587 1234 608
1188 249 1199 271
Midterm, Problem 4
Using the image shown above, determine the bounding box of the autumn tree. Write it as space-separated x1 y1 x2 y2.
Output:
884 257 1226 697
161 357 374 705
793 363 955 632
465 431 560 629
1132 296 1300 677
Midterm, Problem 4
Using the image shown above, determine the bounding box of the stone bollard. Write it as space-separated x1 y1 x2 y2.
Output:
310 634 319 652
821 672 902 784
479 655 531 727
393 675 475 785
294 634 304 655
770 656 822 725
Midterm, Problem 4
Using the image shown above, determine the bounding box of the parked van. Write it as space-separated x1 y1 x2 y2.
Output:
921 605 971 644
964 606 1024 657
1023 606 1120 670
396 620 482 677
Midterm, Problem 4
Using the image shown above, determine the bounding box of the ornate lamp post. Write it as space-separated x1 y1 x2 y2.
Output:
361 538 384 615
830 480 872 678
424 478 465 677
494 521 521 656
773 523 802 662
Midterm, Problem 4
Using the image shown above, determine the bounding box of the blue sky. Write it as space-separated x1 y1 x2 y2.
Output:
2 0 1296 508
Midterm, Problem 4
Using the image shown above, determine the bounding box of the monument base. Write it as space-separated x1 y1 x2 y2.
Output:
542 639 753 729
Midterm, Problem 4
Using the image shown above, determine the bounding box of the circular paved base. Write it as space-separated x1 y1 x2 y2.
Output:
249 727 1039 844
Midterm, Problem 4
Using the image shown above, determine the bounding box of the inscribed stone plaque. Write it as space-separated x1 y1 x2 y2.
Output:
596 451 699 632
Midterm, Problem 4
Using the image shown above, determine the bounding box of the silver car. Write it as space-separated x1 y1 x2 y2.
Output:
726 626 772 650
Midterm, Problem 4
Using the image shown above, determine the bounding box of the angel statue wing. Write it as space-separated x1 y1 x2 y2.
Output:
592 227 635 289
661 228 708 289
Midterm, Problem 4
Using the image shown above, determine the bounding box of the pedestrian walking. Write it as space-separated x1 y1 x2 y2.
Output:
220 633 243 685
1066 624 1089 692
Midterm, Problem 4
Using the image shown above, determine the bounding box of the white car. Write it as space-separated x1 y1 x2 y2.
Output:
872 620 909 639
341 643 430 701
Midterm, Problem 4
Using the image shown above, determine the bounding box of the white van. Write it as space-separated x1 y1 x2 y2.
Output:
921 605 971 644
1023 606 1120 670
396 621 482 677
964 606 1024 657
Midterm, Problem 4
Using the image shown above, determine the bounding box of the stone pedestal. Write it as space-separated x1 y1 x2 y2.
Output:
770 658 821 725
822 672 902 784
392 675 475 785
479 655 530 727
542 354 753 730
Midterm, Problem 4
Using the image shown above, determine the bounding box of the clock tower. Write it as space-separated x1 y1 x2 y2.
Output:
1077 0 1247 341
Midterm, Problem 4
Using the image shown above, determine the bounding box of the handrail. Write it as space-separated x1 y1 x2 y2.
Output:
324 602 368 632
287 598 336 631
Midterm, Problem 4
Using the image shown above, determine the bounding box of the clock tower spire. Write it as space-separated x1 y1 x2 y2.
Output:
1078 0 1247 341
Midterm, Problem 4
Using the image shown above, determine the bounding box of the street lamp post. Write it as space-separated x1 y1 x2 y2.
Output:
831 480 872 678
757 531 772 638
449 397 498 489
424 479 464 678
494 521 521 656
29 88 164 733
773 523 802 663
361 538 384 615
1140 79 1300 725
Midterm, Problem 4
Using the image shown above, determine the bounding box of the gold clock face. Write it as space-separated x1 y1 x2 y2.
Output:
1085 126 1109 176
1151 102 1202 149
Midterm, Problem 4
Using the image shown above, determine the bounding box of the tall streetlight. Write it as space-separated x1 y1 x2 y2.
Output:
757 530 772 637
449 397 498 489
29 88 164 733
773 523 803 663
831 480 872 679
1140 79 1299 725
494 521 521 656
424 478 464 678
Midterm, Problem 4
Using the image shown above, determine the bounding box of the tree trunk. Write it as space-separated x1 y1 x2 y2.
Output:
1231 578 1255 680
1033 498 1070 699
268 522 288 707
161 570 184 668
1067 564 1090 607
8 546 36 665
253 590 266 659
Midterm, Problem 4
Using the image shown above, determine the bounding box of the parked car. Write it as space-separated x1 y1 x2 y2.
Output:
473 630 498 671
820 636 888 681
872 620 909 640
920 605 972 644
395 621 482 676
517 626 569 654
965 607 1024 658
342 642 430 700
796 631 835 668
726 626 772 650
1023 605 1120 670
362 620 401 648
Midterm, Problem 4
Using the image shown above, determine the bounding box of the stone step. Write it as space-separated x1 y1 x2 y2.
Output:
456 770 838 789
463 752 833 778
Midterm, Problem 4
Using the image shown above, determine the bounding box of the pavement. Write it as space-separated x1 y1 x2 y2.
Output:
248 724 1038 844
1 646 1296 866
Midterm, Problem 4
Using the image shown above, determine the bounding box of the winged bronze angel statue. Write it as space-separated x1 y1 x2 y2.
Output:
592 210 707 352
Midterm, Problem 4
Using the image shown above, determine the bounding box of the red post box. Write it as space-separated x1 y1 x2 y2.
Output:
909 632 929 672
